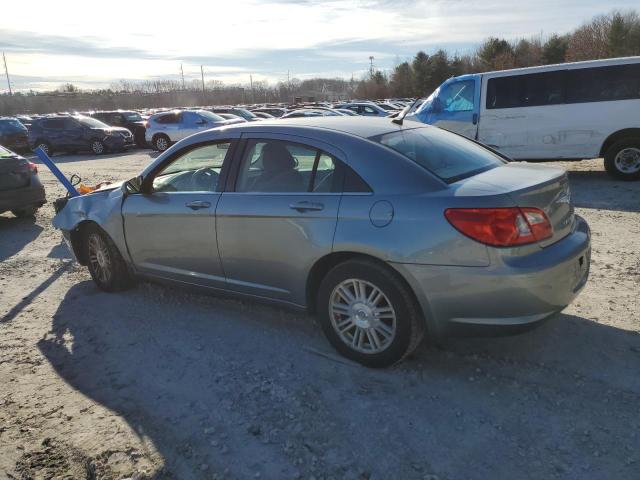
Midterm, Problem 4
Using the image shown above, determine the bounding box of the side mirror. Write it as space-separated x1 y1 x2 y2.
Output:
123 175 143 195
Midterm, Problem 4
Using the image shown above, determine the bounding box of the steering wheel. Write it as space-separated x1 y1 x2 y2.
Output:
190 167 219 191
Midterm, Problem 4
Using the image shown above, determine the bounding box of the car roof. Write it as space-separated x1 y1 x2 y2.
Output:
214 116 416 139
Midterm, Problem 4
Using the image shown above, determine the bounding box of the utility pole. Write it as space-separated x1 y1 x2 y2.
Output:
200 65 205 94
3 52 12 95
369 56 375 78
250 74 254 103
180 64 185 90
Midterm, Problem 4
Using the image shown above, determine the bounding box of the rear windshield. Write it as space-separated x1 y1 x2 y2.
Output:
372 127 505 183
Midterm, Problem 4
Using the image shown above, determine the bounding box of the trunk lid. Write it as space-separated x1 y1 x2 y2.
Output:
0 148 30 191
454 163 574 247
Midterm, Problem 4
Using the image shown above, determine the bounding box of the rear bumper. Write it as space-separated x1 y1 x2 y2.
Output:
0 182 46 213
394 215 591 338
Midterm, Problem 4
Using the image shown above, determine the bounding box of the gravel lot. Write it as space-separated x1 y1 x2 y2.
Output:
1 151 639 480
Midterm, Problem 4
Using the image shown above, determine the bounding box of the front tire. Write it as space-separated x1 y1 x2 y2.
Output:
83 224 134 292
604 138 640 180
317 259 425 368
90 139 106 155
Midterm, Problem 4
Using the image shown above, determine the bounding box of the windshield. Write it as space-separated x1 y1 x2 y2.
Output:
76 116 110 129
0 145 16 157
198 110 225 122
0 119 27 132
125 112 143 121
372 127 505 183
234 108 257 120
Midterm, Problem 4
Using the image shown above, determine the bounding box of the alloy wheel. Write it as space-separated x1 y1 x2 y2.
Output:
88 233 112 284
92 141 105 154
329 278 396 354
156 137 169 151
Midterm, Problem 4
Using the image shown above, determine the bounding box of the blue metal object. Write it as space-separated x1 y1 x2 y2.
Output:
33 147 80 197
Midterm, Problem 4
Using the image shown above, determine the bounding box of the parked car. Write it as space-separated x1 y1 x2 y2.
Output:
252 107 287 117
408 56 640 180
29 115 135 155
53 117 590 368
334 102 391 117
16 115 34 129
334 108 360 116
91 110 147 147
145 110 243 151
218 113 247 122
210 107 260 122
0 145 46 217
0 117 30 152
281 109 342 118
253 111 276 119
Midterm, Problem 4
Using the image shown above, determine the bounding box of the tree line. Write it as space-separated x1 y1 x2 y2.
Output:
0 9 638 115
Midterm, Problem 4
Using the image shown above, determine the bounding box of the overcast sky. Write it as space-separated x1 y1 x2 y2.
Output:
1 0 638 91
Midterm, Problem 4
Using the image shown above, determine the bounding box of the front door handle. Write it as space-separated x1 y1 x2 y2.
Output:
185 200 211 210
289 201 324 212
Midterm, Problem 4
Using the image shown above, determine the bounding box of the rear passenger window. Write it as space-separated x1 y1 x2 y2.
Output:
566 64 640 103
42 119 64 129
487 71 565 109
236 139 344 193
155 113 181 124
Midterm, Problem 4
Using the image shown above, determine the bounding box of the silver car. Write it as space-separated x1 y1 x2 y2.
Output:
145 109 242 151
53 117 591 367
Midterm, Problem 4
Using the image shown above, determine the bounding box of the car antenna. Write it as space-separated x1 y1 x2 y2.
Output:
392 97 422 126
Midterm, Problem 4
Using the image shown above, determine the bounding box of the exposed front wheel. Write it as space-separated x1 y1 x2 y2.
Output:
90 139 106 155
83 224 134 292
604 139 640 180
317 259 425 368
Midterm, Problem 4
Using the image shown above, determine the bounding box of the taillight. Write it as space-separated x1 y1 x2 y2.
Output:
444 207 552 247
27 162 38 174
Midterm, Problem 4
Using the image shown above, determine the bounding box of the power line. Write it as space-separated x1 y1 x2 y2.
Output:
3 52 12 95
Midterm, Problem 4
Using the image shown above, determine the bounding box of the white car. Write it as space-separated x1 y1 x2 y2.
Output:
145 110 242 151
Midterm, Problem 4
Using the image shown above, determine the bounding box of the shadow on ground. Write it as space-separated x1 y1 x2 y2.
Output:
566 169 640 213
37 280 640 479
0 214 44 262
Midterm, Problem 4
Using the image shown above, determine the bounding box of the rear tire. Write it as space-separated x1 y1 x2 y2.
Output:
604 138 640 180
316 259 425 368
153 134 170 152
11 205 39 218
83 224 134 292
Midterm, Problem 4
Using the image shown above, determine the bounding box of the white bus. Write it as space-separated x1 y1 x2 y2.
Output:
409 56 640 180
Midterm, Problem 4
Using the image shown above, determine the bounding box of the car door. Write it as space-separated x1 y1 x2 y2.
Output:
180 111 205 139
216 134 344 305
427 78 479 140
62 118 87 149
41 119 65 149
121 139 235 287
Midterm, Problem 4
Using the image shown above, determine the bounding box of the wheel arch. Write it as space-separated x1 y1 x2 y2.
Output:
68 220 98 265
599 128 640 157
305 251 430 332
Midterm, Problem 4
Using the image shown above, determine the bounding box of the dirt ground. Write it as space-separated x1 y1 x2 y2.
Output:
1 151 639 480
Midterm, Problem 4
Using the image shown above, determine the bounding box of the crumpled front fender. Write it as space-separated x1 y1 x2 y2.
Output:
52 186 129 263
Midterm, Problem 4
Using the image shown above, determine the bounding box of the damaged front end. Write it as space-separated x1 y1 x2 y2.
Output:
52 183 128 265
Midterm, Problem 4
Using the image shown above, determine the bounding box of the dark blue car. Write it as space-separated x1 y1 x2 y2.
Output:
0 117 30 153
29 115 135 155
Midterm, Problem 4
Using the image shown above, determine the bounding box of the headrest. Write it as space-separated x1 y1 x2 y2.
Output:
262 142 295 172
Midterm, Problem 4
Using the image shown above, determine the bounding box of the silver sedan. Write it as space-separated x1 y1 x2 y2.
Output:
53 117 591 367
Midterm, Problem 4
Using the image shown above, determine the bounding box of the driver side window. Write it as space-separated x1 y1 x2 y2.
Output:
152 142 231 193
439 80 475 112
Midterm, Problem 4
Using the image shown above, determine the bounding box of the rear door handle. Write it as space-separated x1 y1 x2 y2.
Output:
185 200 211 210
289 201 324 212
